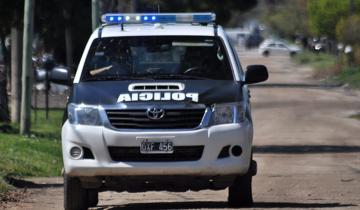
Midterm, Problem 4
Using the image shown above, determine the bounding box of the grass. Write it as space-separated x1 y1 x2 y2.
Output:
331 66 360 88
293 51 337 70
0 110 64 197
293 51 360 88
350 113 360 120
30 109 64 139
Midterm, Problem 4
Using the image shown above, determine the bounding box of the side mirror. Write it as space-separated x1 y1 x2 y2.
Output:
50 66 72 86
244 65 268 84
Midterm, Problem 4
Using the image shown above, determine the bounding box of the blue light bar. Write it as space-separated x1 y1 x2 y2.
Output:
101 13 216 24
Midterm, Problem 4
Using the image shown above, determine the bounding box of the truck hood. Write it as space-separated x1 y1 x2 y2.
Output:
69 80 242 106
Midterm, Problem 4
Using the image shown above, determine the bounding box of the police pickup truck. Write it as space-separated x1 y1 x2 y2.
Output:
61 13 268 210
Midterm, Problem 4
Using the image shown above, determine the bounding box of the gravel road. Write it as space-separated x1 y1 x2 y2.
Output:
2 49 360 210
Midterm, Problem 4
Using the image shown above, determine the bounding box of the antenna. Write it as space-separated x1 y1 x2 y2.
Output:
157 0 160 13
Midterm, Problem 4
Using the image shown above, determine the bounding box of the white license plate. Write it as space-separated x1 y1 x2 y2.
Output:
138 137 174 154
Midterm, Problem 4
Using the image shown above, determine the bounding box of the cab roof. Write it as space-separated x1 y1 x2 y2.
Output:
93 23 219 37
95 24 218 38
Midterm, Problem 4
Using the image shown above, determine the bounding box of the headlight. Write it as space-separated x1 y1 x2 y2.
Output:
68 103 102 126
212 103 245 125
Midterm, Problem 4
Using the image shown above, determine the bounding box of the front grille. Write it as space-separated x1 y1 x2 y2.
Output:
108 146 204 162
106 109 205 129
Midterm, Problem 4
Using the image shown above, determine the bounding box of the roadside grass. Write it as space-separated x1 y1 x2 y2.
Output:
30 109 64 139
331 66 360 88
350 113 360 120
293 51 336 70
293 51 360 88
0 110 64 197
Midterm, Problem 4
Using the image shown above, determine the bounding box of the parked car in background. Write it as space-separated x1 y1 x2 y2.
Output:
226 28 251 46
259 39 301 56
245 29 263 49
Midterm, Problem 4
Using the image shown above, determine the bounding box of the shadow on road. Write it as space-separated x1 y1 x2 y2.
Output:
4 177 63 189
249 83 342 89
93 201 356 209
254 145 360 154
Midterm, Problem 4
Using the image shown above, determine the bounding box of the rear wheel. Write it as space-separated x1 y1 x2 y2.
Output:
228 161 254 207
262 50 269 57
64 176 88 210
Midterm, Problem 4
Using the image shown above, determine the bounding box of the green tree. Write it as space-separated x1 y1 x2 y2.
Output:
127 0 258 25
307 0 360 38
264 0 309 38
336 15 360 45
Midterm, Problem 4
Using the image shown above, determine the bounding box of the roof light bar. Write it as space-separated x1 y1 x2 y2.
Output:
101 13 216 24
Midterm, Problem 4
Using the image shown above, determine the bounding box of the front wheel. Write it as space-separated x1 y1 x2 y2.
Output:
64 176 88 210
88 190 99 207
228 163 254 207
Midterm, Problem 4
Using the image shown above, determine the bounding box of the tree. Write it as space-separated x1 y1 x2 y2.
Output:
99 0 258 25
34 0 91 65
264 0 309 38
137 0 258 25
307 0 359 38
0 63 10 122
0 0 24 123
10 1 24 123
336 15 360 45
11 24 22 123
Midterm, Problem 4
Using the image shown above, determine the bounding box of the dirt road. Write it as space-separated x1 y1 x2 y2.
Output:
3 49 360 210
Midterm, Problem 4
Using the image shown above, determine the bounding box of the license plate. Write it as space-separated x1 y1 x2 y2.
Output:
139 137 174 154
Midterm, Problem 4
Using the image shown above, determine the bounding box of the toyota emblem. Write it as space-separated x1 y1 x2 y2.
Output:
146 107 165 120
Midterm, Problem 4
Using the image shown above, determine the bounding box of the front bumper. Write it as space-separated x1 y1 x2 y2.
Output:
62 120 253 177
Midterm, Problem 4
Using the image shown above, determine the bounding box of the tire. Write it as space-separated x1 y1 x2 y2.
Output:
87 190 99 207
64 176 88 210
262 51 269 57
228 163 254 207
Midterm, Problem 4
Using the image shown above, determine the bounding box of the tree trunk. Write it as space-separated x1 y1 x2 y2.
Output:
65 27 73 67
0 66 9 122
11 26 22 123
0 32 10 123
63 9 73 68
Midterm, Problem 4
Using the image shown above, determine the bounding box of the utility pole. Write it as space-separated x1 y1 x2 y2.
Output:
20 0 35 135
92 0 100 31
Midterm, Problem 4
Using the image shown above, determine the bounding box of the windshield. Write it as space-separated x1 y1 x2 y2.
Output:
81 36 233 81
